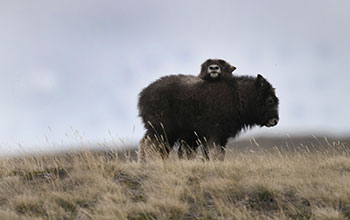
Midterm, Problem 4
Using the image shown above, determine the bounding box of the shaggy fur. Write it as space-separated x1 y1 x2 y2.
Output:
198 59 236 81
138 74 279 161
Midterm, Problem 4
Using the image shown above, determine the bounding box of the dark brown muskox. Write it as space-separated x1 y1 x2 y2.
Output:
198 59 236 81
138 74 279 161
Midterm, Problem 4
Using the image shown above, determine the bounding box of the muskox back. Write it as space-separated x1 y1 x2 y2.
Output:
139 75 200 133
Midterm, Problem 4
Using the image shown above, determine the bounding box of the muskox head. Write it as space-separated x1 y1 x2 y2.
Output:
255 74 279 127
199 59 236 80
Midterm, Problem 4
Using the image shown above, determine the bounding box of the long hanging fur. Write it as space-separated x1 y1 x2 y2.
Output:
138 73 279 161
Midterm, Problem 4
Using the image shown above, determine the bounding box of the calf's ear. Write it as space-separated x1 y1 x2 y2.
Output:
230 65 237 72
256 74 267 87
200 59 212 74
201 59 213 67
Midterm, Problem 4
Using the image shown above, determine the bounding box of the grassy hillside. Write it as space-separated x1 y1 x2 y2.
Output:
1 138 350 219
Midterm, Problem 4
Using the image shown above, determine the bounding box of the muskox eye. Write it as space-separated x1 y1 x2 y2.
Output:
266 97 274 105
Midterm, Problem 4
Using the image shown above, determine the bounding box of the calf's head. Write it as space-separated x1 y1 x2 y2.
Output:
255 74 279 127
199 59 236 80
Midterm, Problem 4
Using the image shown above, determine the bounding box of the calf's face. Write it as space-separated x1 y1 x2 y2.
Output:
199 59 236 80
255 74 279 127
207 64 222 79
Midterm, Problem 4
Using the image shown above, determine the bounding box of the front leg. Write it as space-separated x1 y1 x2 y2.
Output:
203 138 227 161
178 140 198 160
213 144 226 161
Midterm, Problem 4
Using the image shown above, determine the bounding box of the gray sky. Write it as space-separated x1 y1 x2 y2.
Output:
1 0 350 154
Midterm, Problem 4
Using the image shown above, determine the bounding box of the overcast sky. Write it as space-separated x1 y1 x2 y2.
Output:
1 0 350 155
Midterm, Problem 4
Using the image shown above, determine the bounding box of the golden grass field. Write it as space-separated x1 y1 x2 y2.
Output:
1 137 350 220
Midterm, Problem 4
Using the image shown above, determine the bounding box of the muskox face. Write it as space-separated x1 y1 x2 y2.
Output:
199 59 236 80
255 74 279 127
207 64 221 79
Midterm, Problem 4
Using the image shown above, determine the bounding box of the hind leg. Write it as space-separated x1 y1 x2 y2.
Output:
203 138 228 161
178 140 197 160
138 136 169 162
137 137 150 163
177 141 185 159
138 128 176 162
191 135 210 160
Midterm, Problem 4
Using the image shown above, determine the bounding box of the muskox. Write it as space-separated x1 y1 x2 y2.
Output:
138 73 279 161
198 59 237 81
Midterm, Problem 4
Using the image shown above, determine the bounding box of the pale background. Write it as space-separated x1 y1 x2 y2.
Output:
1 0 349 155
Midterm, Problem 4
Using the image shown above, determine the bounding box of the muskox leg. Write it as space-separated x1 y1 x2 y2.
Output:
138 133 173 162
186 147 197 160
177 142 185 159
212 144 226 161
201 146 210 161
138 137 147 163
194 136 210 160
202 139 227 161
138 136 169 162
210 140 227 161
178 140 197 160
201 144 224 161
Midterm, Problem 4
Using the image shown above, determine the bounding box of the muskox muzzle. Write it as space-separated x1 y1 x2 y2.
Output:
207 64 221 78
265 117 279 127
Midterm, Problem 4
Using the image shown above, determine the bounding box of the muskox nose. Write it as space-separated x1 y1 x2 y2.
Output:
266 118 279 127
208 64 220 71
271 118 279 125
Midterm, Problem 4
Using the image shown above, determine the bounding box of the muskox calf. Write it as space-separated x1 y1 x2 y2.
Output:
138 74 279 161
198 59 236 81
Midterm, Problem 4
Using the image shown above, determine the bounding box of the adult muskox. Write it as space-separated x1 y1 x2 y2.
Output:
138 74 279 161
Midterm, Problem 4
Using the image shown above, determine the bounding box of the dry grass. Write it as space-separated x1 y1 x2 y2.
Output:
1 141 350 220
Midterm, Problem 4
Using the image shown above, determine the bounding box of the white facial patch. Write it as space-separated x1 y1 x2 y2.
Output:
207 64 221 78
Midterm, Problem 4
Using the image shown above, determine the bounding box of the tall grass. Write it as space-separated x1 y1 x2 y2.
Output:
0 140 350 219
